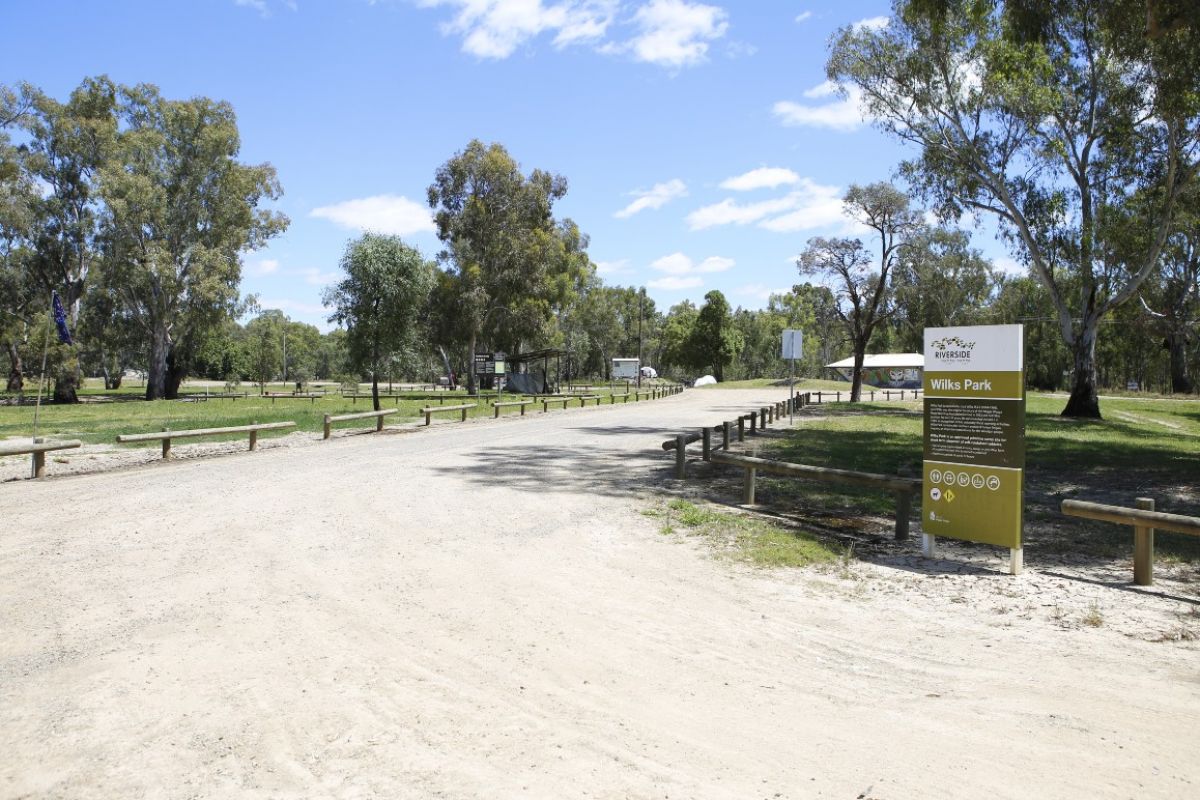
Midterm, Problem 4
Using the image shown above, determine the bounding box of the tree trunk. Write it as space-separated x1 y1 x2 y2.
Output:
1062 322 1101 418
466 331 478 396
166 344 186 399
52 350 79 404
850 343 865 402
6 341 22 392
371 338 381 412
1166 332 1194 394
146 323 170 400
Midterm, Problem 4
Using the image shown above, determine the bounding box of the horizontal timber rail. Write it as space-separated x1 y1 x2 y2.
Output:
116 421 297 459
710 451 920 540
262 392 321 403
662 392 813 479
493 400 534 418
808 389 923 403
422 403 475 425
1061 498 1200 586
323 408 397 439
0 438 82 479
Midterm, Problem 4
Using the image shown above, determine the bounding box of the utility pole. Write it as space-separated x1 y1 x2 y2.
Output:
637 287 644 389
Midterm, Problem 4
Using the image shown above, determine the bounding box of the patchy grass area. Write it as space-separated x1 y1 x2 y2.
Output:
643 498 843 568
0 382 679 448
756 394 1200 563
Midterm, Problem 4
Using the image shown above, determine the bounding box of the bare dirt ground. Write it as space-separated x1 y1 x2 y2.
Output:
2 389 1197 799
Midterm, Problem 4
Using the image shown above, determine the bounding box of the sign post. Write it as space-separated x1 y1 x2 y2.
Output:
782 330 803 422
921 325 1025 574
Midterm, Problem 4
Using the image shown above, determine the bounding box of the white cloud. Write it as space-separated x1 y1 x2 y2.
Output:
299 268 342 286
595 258 631 275
310 194 435 236
993 256 1026 276
647 275 703 290
719 167 800 192
772 81 870 132
650 252 734 280
257 298 329 315
794 11 812 23
735 283 790 301
625 0 728 69
853 15 889 31
417 0 616 59
686 178 845 232
247 258 280 276
614 178 687 218
686 195 798 229
234 0 296 16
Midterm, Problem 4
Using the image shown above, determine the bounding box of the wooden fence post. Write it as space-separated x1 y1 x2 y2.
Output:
32 451 45 479
738 416 745 441
249 421 258 451
749 412 757 434
377 414 385 432
1134 497 1155 586
675 434 687 479
323 415 332 440
722 421 731 450
702 427 711 461
743 467 756 504
161 428 171 460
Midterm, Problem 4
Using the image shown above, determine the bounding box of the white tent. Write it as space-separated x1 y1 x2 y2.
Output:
693 375 717 386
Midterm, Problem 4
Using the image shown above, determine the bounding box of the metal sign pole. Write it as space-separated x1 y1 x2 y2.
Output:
790 357 795 423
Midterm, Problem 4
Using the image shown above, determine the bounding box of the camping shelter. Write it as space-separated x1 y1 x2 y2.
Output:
826 353 924 389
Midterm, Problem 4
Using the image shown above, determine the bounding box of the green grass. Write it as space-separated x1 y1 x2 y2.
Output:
0 382 678 448
648 498 842 568
761 393 1200 562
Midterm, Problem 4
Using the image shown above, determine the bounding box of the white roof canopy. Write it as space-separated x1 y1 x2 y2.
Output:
826 353 925 369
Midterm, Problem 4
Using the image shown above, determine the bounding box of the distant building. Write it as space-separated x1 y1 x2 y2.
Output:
826 353 924 389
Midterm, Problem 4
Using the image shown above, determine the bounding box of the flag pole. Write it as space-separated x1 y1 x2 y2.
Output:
31 293 52 445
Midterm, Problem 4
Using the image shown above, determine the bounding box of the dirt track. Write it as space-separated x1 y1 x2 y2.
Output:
2 388 1197 799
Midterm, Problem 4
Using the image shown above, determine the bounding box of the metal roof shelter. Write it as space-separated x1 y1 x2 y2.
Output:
826 353 925 389
506 348 567 394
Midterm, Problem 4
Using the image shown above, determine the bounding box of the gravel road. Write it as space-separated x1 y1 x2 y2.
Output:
2 388 1197 799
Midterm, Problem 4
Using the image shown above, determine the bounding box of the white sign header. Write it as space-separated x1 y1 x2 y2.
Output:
924 325 1023 373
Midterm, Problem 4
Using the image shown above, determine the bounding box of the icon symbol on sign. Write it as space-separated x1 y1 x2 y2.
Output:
957 472 970 487
930 469 942 484
972 474 985 489
986 475 1000 491
930 488 942 501
945 490 956 503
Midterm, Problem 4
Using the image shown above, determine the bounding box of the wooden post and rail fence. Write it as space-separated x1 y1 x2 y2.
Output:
1061 498 1200 586
323 409 397 439
115 421 297 459
0 439 83 479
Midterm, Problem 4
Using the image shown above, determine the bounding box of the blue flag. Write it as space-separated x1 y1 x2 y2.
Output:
52 291 73 345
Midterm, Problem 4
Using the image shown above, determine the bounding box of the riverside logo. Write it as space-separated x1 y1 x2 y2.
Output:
930 336 976 363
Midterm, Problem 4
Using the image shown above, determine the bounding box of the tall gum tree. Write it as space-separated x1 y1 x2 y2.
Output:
798 182 921 402
100 83 287 400
828 0 1200 417
427 140 573 395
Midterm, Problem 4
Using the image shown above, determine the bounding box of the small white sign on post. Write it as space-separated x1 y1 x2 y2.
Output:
781 329 803 360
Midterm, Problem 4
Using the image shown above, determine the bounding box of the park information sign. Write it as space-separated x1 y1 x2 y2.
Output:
922 325 1025 569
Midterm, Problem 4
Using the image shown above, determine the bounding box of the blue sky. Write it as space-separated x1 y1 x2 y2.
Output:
4 0 1019 331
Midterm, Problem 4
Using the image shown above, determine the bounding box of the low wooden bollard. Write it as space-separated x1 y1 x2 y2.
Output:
722 421 731 451
744 467 756 504
542 397 571 413
749 412 757 435
422 403 476 425
737 416 745 442
117 421 296 458
324 408 397 439
0 438 83 480
494 400 533 418
1135 498 1155 586
1061 497 1200 586
675 434 687 479
702 428 711 461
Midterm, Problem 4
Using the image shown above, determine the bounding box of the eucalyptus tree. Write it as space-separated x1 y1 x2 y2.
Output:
21 77 118 401
828 0 1200 416
100 82 287 400
687 290 743 382
323 234 435 411
890 227 998 351
0 83 39 391
798 183 921 401
427 140 578 394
